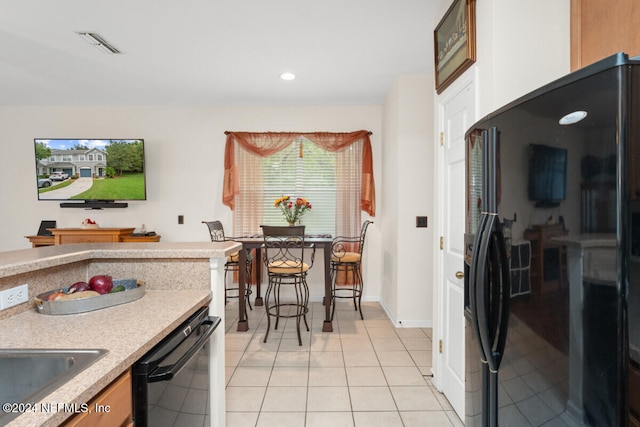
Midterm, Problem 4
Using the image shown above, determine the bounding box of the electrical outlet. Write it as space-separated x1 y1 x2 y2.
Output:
0 284 29 310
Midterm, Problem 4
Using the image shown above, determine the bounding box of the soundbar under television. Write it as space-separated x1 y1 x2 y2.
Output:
35 139 146 208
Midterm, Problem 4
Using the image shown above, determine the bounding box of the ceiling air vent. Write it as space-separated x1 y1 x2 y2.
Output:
76 32 121 54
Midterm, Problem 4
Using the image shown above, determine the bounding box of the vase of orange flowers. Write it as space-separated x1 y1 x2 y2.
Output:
274 195 312 225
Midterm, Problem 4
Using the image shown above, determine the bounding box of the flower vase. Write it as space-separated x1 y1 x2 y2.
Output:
288 221 296 226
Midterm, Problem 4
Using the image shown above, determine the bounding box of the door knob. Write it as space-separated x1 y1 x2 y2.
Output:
455 271 464 279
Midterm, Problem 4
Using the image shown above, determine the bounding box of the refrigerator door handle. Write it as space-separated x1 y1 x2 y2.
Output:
491 221 511 369
487 224 502 364
474 213 496 371
477 215 511 374
469 212 490 364
469 211 493 427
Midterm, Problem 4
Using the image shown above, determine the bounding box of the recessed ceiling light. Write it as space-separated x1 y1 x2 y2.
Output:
280 72 296 81
559 110 587 125
76 32 121 54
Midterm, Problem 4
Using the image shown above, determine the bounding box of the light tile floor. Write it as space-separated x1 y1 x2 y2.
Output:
224 299 463 427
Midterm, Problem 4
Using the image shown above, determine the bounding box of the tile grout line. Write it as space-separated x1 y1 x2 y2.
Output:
333 306 357 426
226 301 455 426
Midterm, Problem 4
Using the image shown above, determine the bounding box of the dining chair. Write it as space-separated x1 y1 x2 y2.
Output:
260 225 315 346
330 220 373 320
202 221 252 312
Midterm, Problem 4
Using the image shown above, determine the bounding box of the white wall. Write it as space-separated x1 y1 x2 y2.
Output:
428 0 572 390
475 0 571 117
381 75 435 327
381 78 400 319
430 0 571 288
0 105 383 301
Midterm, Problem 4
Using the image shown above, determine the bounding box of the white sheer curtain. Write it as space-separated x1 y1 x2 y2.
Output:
229 135 367 239
335 140 362 238
234 144 265 236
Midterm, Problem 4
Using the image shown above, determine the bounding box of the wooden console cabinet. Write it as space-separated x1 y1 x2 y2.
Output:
51 228 136 245
523 224 567 295
25 235 58 247
25 228 161 247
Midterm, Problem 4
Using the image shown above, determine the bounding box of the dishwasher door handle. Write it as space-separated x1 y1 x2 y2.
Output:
148 316 221 383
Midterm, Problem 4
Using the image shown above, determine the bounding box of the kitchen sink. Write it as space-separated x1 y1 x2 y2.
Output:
0 349 108 424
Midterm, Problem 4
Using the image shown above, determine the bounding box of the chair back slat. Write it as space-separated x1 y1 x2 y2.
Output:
357 220 373 255
330 220 372 320
261 225 308 274
261 225 304 237
203 220 226 242
332 220 373 259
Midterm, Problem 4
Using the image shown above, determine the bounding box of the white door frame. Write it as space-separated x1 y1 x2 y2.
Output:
432 69 477 406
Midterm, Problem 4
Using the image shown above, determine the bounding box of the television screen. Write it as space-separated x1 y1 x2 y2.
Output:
528 143 567 207
35 139 146 202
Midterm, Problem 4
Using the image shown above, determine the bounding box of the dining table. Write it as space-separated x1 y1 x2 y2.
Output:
235 234 335 333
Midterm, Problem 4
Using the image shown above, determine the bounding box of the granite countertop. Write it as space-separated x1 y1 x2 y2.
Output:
1 289 212 427
0 242 236 425
0 241 242 279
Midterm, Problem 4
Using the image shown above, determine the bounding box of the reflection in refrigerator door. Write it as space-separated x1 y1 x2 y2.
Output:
464 52 640 426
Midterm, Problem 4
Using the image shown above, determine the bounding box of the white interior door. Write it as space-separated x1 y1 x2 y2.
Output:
436 73 475 419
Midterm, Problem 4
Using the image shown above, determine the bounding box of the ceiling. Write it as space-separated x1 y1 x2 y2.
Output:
0 0 439 106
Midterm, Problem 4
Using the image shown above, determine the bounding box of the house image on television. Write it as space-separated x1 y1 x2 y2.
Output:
37 148 107 179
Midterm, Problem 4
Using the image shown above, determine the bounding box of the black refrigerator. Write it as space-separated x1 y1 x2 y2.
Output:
464 52 640 427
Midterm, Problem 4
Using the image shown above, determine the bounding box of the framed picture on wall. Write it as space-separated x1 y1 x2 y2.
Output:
434 0 476 94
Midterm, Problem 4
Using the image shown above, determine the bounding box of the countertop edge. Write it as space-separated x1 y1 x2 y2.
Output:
0 241 242 279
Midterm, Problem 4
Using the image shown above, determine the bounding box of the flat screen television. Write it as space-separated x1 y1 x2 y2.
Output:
35 138 146 208
528 143 567 207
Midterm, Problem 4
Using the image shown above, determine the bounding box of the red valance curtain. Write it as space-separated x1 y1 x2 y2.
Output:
222 130 376 216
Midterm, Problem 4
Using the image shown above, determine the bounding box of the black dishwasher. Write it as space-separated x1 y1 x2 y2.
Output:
132 306 220 427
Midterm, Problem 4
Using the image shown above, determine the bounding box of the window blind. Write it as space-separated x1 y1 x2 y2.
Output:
233 137 362 237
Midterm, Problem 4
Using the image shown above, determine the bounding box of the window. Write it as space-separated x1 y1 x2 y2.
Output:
224 131 375 239
237 137 353 235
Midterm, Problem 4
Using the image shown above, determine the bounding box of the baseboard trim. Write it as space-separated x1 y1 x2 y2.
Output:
307 296 433 328
379 299 433 328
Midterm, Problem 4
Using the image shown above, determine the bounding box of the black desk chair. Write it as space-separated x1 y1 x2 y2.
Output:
330 220 373 320
261 225 315 346
202 221 253 312
37 220 56 236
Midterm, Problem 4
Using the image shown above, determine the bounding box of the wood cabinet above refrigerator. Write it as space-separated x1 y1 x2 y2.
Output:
571 0 640 70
